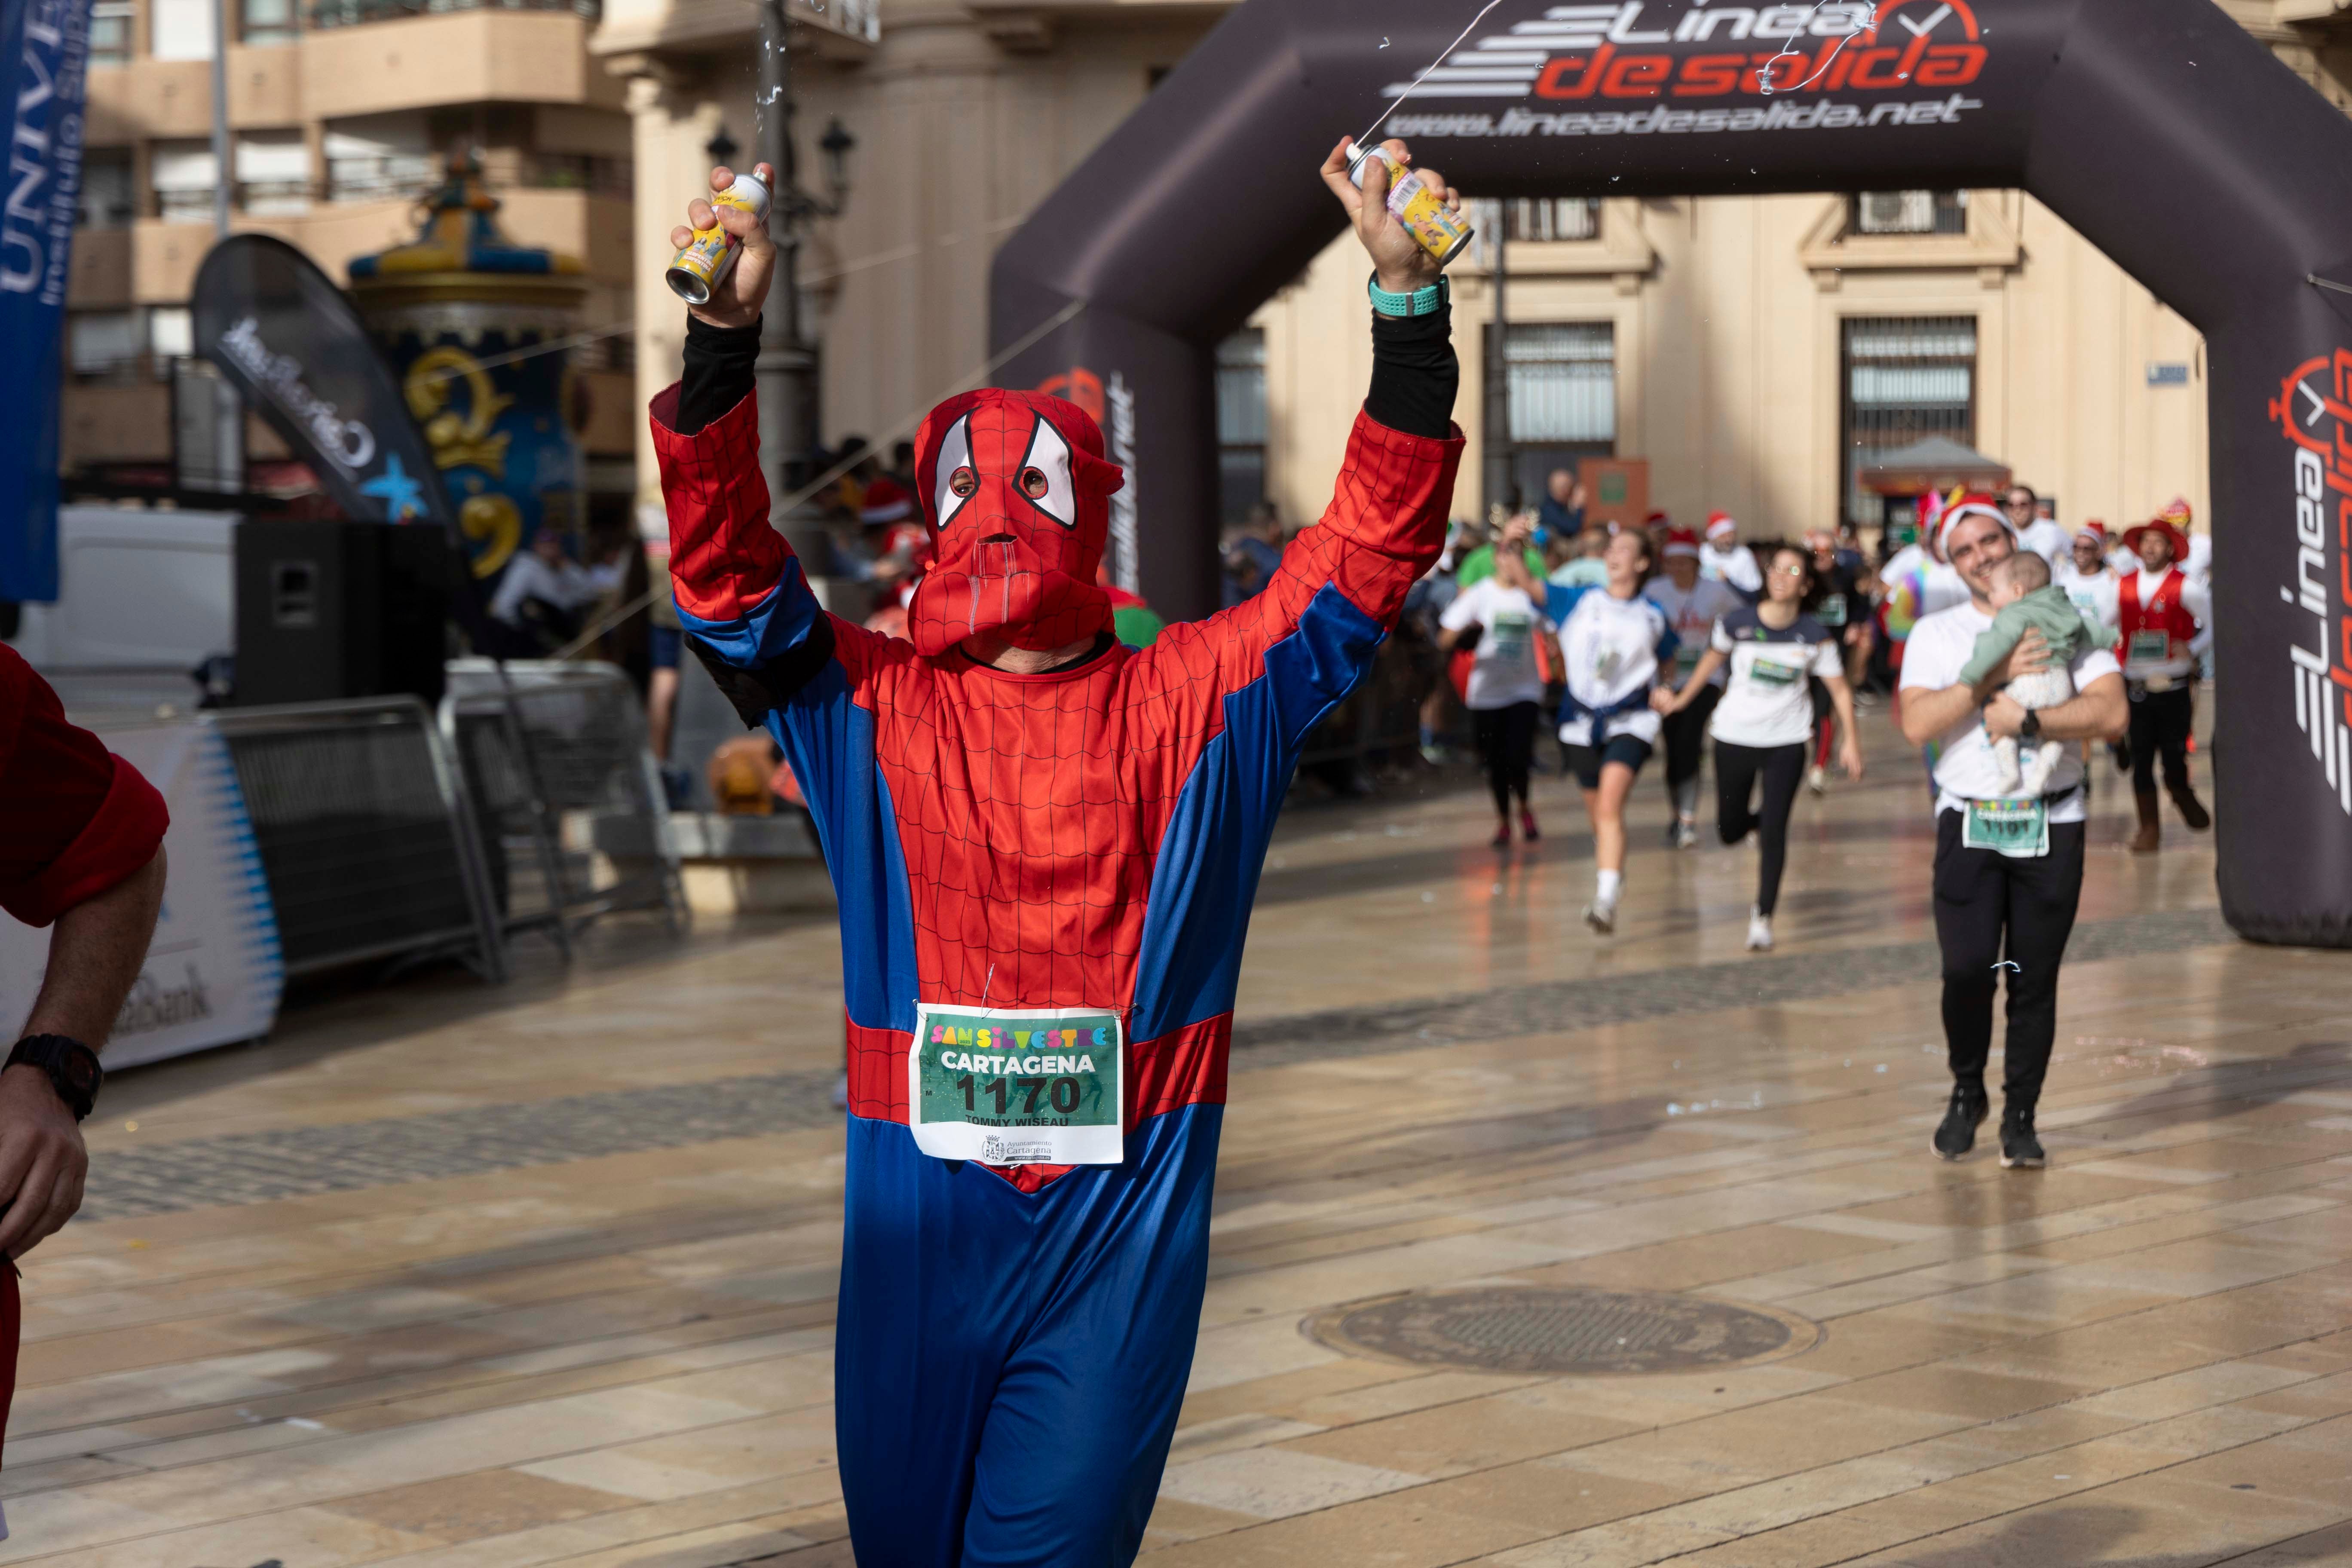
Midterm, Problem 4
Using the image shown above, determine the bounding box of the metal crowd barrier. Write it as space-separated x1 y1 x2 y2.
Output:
205 697 508 983
441 659 687 948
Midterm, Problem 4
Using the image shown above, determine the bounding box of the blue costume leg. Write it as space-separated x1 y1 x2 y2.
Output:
836 1116 1036 1567
959 1105 1223 1568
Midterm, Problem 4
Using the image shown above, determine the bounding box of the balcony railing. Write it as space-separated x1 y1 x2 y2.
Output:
309 0 598 31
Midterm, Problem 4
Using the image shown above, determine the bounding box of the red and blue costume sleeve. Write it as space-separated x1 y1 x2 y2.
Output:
651 309 1461 1568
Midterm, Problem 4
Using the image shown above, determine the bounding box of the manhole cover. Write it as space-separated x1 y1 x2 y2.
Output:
1305 1286 1820 1376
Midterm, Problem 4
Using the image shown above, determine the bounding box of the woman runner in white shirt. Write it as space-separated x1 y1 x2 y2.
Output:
1660 542 1862 952
1555 527 1672 934
1440 519 1555 847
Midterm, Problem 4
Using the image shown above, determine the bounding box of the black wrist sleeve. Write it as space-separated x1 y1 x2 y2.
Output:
676 314 763 436
1363 304 1458 441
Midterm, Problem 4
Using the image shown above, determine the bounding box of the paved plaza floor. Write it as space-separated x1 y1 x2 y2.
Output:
11 715 2352 1568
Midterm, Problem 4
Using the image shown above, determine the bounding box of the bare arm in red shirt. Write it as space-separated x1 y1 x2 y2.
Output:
0 648 170 1256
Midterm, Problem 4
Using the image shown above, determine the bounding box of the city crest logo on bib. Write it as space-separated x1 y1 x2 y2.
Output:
908 1004 1127 1166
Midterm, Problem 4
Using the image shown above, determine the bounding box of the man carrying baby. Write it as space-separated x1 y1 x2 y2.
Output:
1899 497 2128 1171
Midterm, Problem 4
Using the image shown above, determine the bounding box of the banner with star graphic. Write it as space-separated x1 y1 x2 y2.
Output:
192 236 454 536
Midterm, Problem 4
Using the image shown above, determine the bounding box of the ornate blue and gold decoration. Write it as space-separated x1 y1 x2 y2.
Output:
349 152 588 584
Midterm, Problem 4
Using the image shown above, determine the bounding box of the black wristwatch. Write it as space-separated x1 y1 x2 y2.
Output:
2019 710 2043 742
6 1036 103 1122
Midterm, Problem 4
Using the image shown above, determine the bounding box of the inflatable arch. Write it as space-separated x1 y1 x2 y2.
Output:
990 0 2352 948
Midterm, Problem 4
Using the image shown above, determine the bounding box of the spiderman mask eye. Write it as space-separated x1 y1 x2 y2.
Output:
1018 468 1050 500
949 467 978 499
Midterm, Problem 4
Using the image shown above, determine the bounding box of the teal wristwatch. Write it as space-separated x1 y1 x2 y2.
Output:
1369 273 1448 317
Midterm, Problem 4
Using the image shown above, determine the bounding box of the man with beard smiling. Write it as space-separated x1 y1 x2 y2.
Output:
1898 497 2127 1171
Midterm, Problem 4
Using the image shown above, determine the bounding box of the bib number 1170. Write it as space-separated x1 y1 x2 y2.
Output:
958 1073 1084 1116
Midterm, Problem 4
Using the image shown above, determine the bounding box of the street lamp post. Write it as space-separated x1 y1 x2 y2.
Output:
750 0 855 585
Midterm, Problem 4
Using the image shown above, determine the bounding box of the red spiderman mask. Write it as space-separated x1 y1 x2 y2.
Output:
906 388 1124 658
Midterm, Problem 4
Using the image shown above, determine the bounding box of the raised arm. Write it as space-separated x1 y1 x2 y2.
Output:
652 163 874 729
1130 139 1464 740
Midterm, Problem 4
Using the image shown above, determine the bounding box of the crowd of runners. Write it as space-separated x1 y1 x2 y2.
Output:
1410 478 2216 943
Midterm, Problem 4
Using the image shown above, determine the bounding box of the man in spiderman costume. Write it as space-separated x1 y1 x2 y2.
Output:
656 140 1462 1565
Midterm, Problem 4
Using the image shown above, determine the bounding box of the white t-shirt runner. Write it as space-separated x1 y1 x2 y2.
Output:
1556 588 1669 747
1439 578 1552 710
1899 600 2122 824
1707 605 1843 749
1700 542 1763 595
1644 576 1746 690
2052 561 2120 637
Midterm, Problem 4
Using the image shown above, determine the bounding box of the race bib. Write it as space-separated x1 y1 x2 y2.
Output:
909 1003 1125 1166
1816 596 1847 628
1486 611 1533 670
2127 630 2171 664
1746 654 1803 688
1674 645 1703 677
1962 797 2049 859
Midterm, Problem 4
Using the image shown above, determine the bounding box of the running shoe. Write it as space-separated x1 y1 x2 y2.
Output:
1674 819 1698 850
1932 1081 1988 1161
1745 907 1773 951
2000 1106 2046 1169
1583 900 1617 935
1806 764 1828 796
1491 824 1512 848
1520 808 1541 842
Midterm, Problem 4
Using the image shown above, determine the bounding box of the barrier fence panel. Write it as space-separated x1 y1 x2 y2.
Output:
443 659 686 943
206 698 506 981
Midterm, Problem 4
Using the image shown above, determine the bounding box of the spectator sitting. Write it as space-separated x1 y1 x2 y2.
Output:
1536 467 1586 543
1222 501 1286 606
490 528 621 652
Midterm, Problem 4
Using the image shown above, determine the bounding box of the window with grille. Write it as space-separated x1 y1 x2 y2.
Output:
150 141 218 222
79 152 134 227
1215 329 1266 527
1841 315 1976 528
243 0 297 42
1502 198 1600 242
1507 322 1614 445
1492 321 1614 506
89 0 133 64
1852 190 1966 236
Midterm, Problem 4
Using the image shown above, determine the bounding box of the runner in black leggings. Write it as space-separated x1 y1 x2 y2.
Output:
1439 517 1554 846
1658 543 1859 951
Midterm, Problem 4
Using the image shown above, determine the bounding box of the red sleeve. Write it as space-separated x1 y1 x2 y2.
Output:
650 382 791 625
0 646 169 928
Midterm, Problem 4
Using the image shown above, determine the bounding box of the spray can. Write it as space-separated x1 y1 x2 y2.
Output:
1344 141 1474 267
665 170 771 305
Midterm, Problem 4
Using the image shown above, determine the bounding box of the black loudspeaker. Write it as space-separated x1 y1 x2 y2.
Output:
233 521 451 707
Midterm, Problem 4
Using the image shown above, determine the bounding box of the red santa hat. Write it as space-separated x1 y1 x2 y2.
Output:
1704 510 1737 541
2074 519 2109 545
1662 526 1703 559
859 475 915 526
1644 508 1670 529
1932 493 2013 561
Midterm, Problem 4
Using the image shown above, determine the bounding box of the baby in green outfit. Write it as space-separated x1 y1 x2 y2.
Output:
1960 551 2109 794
